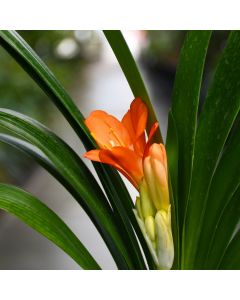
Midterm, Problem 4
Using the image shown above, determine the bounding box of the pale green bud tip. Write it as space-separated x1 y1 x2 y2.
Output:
145 216 155 242
135 196 143 219
155 206 174 270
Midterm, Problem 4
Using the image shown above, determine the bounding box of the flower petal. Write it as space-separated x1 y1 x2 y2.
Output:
83 149 101 162
122 98 148 155
85 110 131 149
143 122 159 159
99 147 143 189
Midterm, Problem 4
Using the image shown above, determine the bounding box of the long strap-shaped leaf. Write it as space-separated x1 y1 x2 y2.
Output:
0 30 146 269
0 183 100 270
166 111 179 268
183 31 240 269
103 30 162 143
0 109 132 269
218 230 240 269
205 186 240 269
195 120 240 269
171 31 211 238
0 133 153 269
0 30 92 147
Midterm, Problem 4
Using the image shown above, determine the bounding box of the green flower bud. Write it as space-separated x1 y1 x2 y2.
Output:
155 206 174 270
145 216 155 242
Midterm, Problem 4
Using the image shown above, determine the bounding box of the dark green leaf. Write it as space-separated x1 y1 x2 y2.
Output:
0 109 132 269
171 31 211 234
219 230 240 270
195 120 240 269
0 30 146 269
205 187 240 269
183 31 240 269
166 111 179 268
0 183 100 270
103 30 162 143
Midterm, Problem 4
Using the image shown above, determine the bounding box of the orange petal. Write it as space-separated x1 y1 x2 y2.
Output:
83 149 101 162
122 98 148 155
143 122 159 159
84 148 139 188
130 98 148 138
99 147 143 189
85 110 131 149
148 143 168 172
121 108 135 143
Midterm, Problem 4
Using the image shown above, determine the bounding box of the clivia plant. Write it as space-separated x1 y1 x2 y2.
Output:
0 30 239 270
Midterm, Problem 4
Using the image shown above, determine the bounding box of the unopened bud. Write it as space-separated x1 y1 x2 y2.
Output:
143 143 169 212
135 196 143 219
139 179 156 218
145 216 155 242
155 206 174 270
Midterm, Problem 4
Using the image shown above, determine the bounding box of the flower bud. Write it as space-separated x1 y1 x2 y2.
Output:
139 179 156 218
155 206 174 270
134 143 174 270
143 143 169 211
145 216 155 242
135 196 143 220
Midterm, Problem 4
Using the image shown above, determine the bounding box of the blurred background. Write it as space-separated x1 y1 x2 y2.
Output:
0 30 228 269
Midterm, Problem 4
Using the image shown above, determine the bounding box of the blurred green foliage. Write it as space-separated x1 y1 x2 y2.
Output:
142 31 229 71
0 31 84 184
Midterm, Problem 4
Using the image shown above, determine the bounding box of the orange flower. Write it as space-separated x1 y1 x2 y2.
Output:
84 97 174 269
84 98 158 189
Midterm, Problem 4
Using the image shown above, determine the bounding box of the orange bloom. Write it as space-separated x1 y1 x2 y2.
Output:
84 97 174 269
84 98 158 189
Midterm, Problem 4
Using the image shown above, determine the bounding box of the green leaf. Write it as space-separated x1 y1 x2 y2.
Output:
183 31 240 269
103 30 162 143
219 230 240 270
0 30 92 147
0 183 100 270
166 111 179 269
195 120 240 269
205 186 240 269
0 109 132 269
0 30 146 269
0 133 151 270
171 31 211 236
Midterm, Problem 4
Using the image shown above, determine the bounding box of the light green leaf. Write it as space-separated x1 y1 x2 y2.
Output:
0 183 100 270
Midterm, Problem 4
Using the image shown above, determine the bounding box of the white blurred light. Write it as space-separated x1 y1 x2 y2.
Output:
74 30 92 43
55 38 79 59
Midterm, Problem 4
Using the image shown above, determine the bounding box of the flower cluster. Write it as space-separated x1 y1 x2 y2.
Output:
84 98 174 269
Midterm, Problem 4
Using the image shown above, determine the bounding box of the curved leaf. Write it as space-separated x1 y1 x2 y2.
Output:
0 30 92 147
171 31 211 235
183 31 240 269
166 111 179 268
0 183 100 270
0 109 132 269
0 133 150 269
103 30 162 143
0 30 145 269
195 120 240 268
219 230 240 270
205 186 240 269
